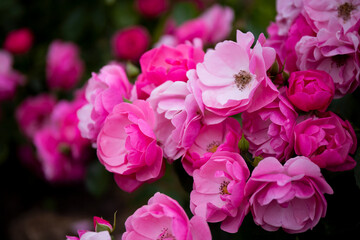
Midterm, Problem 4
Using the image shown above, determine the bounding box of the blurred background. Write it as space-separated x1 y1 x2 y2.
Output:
1 0 359 239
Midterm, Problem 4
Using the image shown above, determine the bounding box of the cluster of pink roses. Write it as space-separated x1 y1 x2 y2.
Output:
76 5 359 233
11 35 91 182
69 1 359 238
267 0 360 97
16 90 91 182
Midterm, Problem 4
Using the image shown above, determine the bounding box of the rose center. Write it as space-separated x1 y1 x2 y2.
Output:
337 2 356 21
206 141 220 153
332 54 349 67
157 228 176 240
219 181 230 195
234 70 252 90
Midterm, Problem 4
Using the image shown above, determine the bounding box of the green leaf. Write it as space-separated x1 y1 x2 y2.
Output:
85 161 112 197
111 1 139 29
172 2 199 26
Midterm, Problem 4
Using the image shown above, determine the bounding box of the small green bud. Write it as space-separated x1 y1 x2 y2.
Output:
238 134 249 152
126 61 140 78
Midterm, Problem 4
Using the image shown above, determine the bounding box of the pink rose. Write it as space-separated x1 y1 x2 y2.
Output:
198 4 234 44
175 4 234 45
182 117 242 175
245 156 333 233
242 92 298 162
147 81 202 161
190 30 278 119
112 26 150 61
134 41 204 100
294 111 357 171
46 40 84 90
0 50 25 101
34 96 90 182
93 217 113 232
266 15 315 73
175 18 208 45
190 151 250 233
135 0 169 18
77 64 132 142
67 231 111 240
16 94 56 139
296 23 360 97
3 28 34 54
67 216 113 240
275 0 303 36
286 70 335 112
303 0 360 33
122 192 212 240
97 100 164 192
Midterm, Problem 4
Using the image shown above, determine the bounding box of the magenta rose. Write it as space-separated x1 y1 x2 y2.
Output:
245 156 333 233
97 100 164 192
182 117 242 175
112 26 150 61
287 70 335 112
77 64 132 143
122 192 211 240
242 92 297 162
134 42 204 99
46 40 84 90
190 151 250 233
294 111 357 171
190 30 278 120
147 81 202 161
135 0 169 18
16 94 56 139
3 28 34 55
0 50 25 101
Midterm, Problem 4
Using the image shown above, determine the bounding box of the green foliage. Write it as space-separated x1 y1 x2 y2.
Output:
85 160 112 197
172 2 199 25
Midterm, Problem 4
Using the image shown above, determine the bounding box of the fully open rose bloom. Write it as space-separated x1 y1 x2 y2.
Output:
302 0 360 33
190 30 278 119
16 94 56 139
122 192 211 240
46 40 84 90
77 64 132 142
286 70 335 112
134 41 204 100
182 117 242 175
190 151 250 233
147 81 202 161
296 22 360 97
242 92 298 162
294 111 357 171
245 156 333 233
0 50 25 101
97 100 164 192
